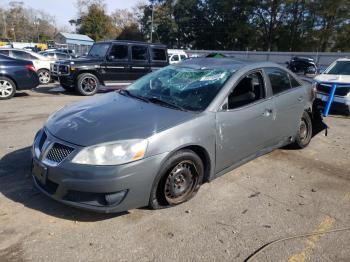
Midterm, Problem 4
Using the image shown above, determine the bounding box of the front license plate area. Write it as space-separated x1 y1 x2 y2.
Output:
32 159 47 184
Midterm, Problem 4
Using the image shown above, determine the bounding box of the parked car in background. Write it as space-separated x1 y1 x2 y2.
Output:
32 58 315 213
314 58 350 115
168 49 188 64
286 56 318 76
51 40 168 95
0 48 54 84
0 54 39 100
40 51 73 61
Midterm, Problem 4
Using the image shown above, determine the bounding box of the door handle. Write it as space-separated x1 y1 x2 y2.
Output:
298 96 304 102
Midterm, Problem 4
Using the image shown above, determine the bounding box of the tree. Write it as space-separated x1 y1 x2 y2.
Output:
77 3 116 41
117 24 145 41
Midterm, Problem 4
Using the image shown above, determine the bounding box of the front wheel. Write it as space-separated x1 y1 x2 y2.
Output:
37 69 51 85
292 111 313 149
149 150 204 209
76 73 99 96
0 77 16 100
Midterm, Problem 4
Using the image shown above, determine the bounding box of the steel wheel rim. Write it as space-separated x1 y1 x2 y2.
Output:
81 77 97 93
0 80 14 98
38 71 50 84
299 118 309 141
164 160 198 205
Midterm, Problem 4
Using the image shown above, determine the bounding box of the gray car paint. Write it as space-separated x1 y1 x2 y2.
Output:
33 58 313 213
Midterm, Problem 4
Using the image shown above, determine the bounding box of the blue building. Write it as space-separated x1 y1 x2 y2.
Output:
54 32 94 55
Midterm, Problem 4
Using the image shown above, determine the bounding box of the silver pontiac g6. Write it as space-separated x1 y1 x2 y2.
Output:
32 58 315 213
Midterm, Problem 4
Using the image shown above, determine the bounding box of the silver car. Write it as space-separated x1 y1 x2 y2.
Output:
32 58 315 213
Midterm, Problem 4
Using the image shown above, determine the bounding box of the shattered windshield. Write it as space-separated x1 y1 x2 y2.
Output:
88 43 110 59
126 66 232 111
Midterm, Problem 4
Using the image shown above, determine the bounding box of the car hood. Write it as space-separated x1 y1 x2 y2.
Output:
58 56 100 65
315 74 350 84
45 92 197 147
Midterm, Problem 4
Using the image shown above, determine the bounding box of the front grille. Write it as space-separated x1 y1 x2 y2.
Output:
59 65 69 74
46 143 74 164
317 83 350 97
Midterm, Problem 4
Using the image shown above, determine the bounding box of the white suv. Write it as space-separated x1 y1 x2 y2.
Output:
314 58 350 115
0 48 55 85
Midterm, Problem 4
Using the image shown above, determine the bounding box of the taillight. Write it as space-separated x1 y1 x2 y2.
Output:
26 64 36 72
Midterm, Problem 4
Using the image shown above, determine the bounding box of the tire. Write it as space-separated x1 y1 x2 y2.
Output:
76 73 99 96
37 69 51 85
0 77 16 100
293 111 313 149
149 149 204 209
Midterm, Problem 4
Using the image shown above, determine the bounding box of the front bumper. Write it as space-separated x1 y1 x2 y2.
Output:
315 92 350 114
31 129 168 213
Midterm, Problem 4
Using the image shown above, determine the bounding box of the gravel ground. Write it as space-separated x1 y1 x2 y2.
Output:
0 86 349 262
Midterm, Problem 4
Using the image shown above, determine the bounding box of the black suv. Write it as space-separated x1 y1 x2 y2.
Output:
51 41 168 96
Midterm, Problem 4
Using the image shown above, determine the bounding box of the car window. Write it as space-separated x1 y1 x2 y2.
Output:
56 53 69 59
0 50 10 56
265 67 291 95
109 44 128 60
44 53 55 58
180 55 187 60
228 71 265 109
12 50 34 60
151 48 167 61
289 74 301 88
171 55 179 62
131 45 148 61
88 43 110 59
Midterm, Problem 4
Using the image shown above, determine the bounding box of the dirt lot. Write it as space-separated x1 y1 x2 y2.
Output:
0 86 349 262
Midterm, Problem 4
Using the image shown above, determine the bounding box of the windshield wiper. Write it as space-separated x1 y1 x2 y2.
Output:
119 89 149 103
145 97 187 111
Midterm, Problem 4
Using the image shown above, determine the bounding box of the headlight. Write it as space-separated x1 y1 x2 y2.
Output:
72 139 148 165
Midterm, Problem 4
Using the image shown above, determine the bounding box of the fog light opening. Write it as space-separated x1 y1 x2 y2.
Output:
105 190 128 206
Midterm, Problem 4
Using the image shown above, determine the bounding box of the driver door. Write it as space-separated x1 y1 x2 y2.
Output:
215 70 276 173
101 44 130 82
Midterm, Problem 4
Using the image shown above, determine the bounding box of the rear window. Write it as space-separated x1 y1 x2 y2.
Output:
132 45 148 61
265 67 291 94
12 50 35 60
0 50 10 56
151 48 166 61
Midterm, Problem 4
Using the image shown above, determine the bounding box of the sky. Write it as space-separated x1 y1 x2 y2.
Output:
0 0 141 29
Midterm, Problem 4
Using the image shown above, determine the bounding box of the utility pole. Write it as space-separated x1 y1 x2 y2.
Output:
34 18 39 43
150 4 154 43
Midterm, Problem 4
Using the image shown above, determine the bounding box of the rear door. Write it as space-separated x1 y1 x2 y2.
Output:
215 70 276 173
102 43 130 82
129 44 151 80
264 67 305 141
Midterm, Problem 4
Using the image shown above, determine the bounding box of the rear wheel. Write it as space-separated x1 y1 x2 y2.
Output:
0 77 16 100
37 69 51 85
76 73 99 96
293 111 312 149
149 150 204 209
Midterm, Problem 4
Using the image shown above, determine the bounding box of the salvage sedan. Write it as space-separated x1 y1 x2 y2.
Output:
32 58 315 213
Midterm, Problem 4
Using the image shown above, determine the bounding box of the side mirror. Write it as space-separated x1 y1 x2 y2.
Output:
305 66 317 77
